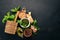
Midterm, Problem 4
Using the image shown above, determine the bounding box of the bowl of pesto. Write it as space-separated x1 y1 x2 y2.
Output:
20 18 30 28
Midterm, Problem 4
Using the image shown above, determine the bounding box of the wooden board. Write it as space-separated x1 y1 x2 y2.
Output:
5 20 18 34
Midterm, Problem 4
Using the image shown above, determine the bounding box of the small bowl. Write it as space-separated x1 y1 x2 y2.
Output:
20 18 30 28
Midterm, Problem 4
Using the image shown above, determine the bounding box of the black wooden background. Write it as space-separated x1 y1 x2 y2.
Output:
0 0 60 40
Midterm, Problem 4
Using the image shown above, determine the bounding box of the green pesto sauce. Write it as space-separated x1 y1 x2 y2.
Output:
21 19 29 27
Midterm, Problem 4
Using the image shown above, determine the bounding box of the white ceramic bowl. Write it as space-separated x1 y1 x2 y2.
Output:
20 18 30 28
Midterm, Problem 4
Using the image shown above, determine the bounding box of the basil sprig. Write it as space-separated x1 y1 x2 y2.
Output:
32 19 40 30
11 6 20 12
2 12 15 23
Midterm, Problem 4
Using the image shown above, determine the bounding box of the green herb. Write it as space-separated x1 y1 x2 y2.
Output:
21 19 29 27
32 19 40 30
8 15 15 19
17 19 29 27
2 16 8 23
2 6 21 23
6 12 10 16
17 20 21 24
11 6 20 12
33 19 37 25
2 12 15 23
35 25 40 30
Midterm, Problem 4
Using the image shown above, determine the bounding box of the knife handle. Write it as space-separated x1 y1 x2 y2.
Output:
14 11 20 22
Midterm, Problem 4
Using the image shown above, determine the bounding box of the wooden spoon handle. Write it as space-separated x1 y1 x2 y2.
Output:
14 11 20 22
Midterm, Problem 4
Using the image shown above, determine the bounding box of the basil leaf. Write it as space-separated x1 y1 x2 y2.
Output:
6 12 10 16
11 6 20 12
2 16 8 23
17 20 20 23
33 19 37 25
11 9 16 12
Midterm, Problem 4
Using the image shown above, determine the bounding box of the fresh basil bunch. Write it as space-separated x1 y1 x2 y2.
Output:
2 6 20 23
2 12 15 23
